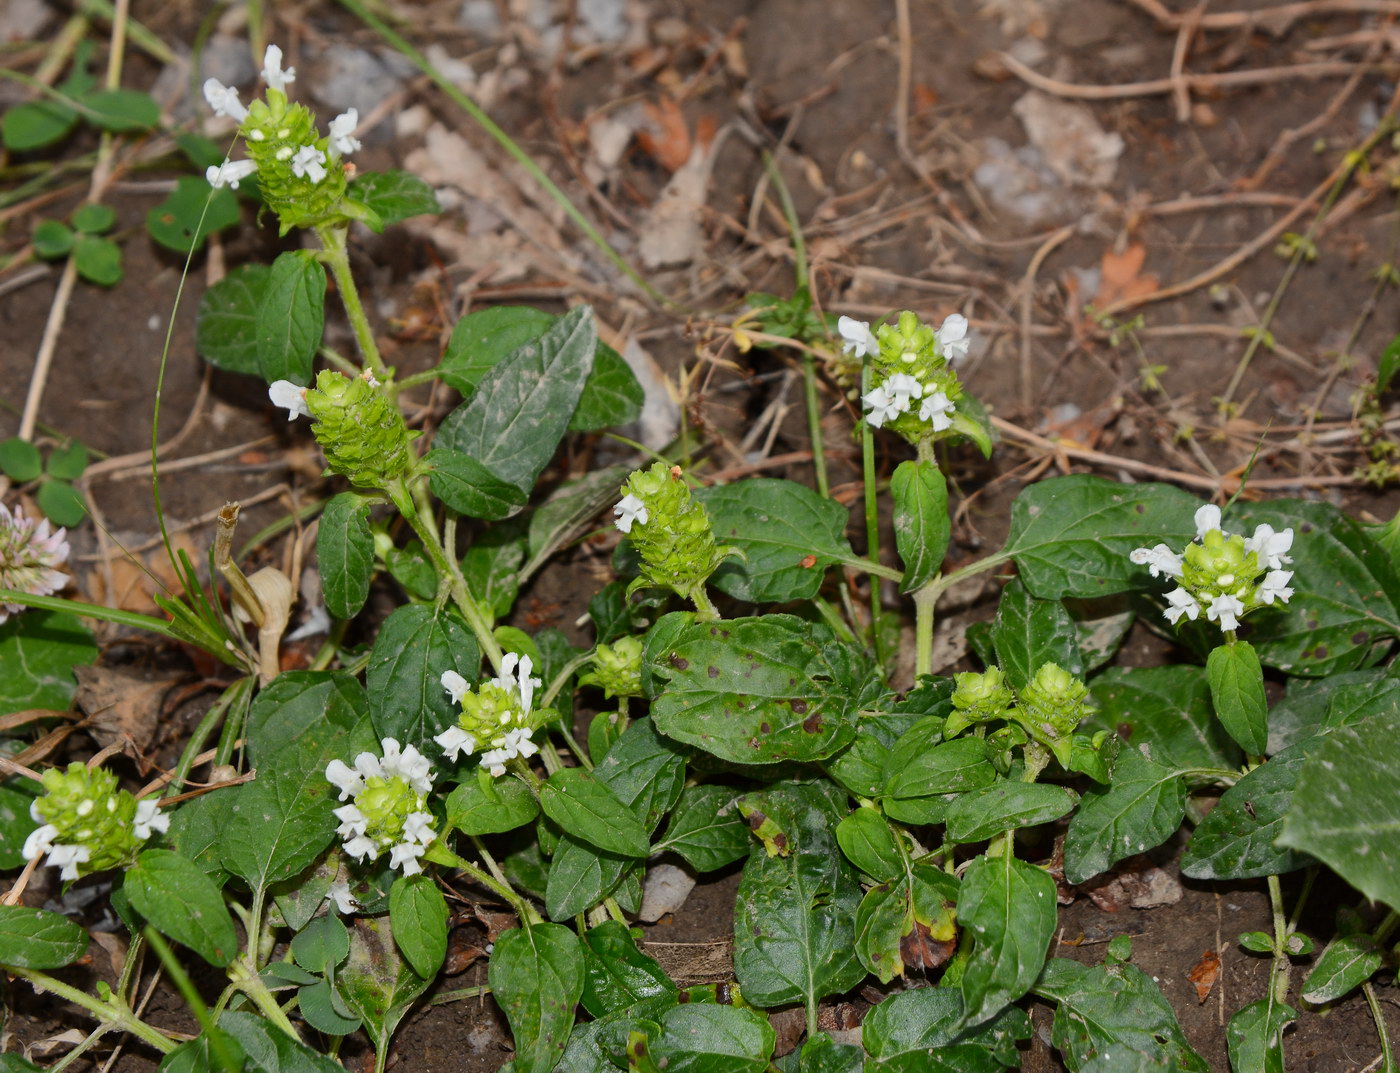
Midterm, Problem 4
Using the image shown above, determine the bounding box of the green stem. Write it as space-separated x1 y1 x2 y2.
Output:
543 651 596 708
431 984 491 1006
688 585 720 622
7 966 177 1055
913 582 936 679
315 223 387 379
860 364 885 667
226 957 303 1041
1363 980 1397 1073
0 589 182 639
427 843 540 924
144 928 244 1071
1267 873 1291 1005
166 676 253 796
388 479 503 672
802 352 830 499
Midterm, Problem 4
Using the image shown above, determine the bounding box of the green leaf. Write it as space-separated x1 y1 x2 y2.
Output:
335 916 433 1062
219 726 349 893
655 784 748 872
1071 596 1135 672
854 865 960 984
435 306 597 498
291 912 350 975
732 783 865 1010
0 779 38 870
318 493 375 619
298 978 362 1036
1227 997 1296 1073
389 874 448 979
835 808 904 882
46 440 88 481
218 1010 346 1072
157 1030 246 1073
72 233 122 286
245 670 368 769
367 603 480 748
0 609 97 715
439 307 640 432
163 788 232 884
1277 705 1400 911
446 775 539 835
1227 501 1400 676
347 170 441 230
1302 930 1382 1004
1180 743 1313 880
2 100 78 151
697 479 855 603
0 905 88 969
568 346 643 431
148 176 241 254
0 437 43 482
0 1056 44 1072
989 579 1083 689
78 88 159 131
1062 742 1188 884
71 202 116 234
646 613 864 765
36 478 86 527
126 849 238 966
256 250 325 386
636 1004 776 1072
958 851 1057 1026
545 835 630 921
32 220 75 260
527 466 631 574
862 987 1030 1070
883 735 996 801
1005 476 1199 599
1379 332 1400 394
590 717 686 833
1034 957 1209 1072
580 920 676 1017
462 533 525 619
540 768 651 857
1207 641 1268 755
1086 665 1240 771
944 783 1079 843
891 460 949 592
196 263 271 376
489 922 586 1073
426 447 531 520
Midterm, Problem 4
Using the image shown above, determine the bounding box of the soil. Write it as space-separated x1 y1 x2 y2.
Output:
3 0 1400 1069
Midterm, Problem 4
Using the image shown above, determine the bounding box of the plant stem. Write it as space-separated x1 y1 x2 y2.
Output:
1266 873 1291 1005
315 223 387 379
913 582 936 679
166 676 253 796
226 957 304 1041
860 364 885 668
388 479 503 672
689 585 720 622
427 843 539 924
7 966 177 1055
431 984 491 1006
1363 979 1397 1073
144 927 243 1071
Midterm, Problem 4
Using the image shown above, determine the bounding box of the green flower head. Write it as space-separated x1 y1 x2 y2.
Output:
843 311 970 445
288 370 419 489
946 666 1014 737
23 763 168 881
613 463 737 602
580 636 644 699
326 737 437 876
1014 661 1094 766
435 654 545 777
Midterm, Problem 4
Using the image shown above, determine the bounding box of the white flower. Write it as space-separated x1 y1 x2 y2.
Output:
1163 587 1201 625
401 811 436 846
132 799 168 840
0 504 70 624
261 45 296 91
614 493 648 533
1130 543 1184 579
492 653 540 717
884 373 923 405
1206 593 1246 632
291 145 328 184
47 843 92 882
343 835 376 862
388 841 428 876
919 390 955 431
434 724 478 761
501 727 538 760
352 750 383 781
862 386 901 428
329 109 362 156
22 823 57 862
1194 504 1222 539
1256 570 1294 605
202 78 248 122
441 670 469 705
269 380 311 420
325 880 359 915
205 158 258 190
334 803 369 839
838 316 880 359
1245 524 1294 570
325 759 364 801
479 748 511 778
936 313 970 363
379 738 434 796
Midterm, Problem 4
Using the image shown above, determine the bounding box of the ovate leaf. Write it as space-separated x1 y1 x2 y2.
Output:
147 176 240 254
126 849 238 966
255 250 325 386
958 852 1057 1026
0 905 88 969
1062 742 1188 884
367 603 479 748
989 579 1083 689
318 492 375 619
489 923 586 1073
1207 641 1268 756
347 170 441 230
388 874 448 980
891 459 949 592
0 609 97 715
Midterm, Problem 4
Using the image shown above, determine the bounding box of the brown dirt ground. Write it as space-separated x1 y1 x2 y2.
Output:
4 0 1400 1069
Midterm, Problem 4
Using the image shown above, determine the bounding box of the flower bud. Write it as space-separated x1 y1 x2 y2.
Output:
304 370 419 489
946 666 1014 737
580 636 644 699
1015 662 1094 767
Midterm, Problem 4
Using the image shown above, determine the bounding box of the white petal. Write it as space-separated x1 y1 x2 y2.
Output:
326 759 364 800
441 670 469 704
133 799 169 839
388 841 427 875
326 880 359 915
261 44 296 91
402 811 436 845
837 316 880 359
1194 504 1222 539
329 109 362 155
269 380 311 420
22 823 57 861
343 835 377 862
435 725 477 760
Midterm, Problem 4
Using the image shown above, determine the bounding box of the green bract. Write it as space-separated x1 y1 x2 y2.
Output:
305 370 420 489
615 462 738 606
23 763 167 881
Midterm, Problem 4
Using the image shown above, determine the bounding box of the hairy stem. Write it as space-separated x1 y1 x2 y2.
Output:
316 223 386 379
7 966 177 1055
